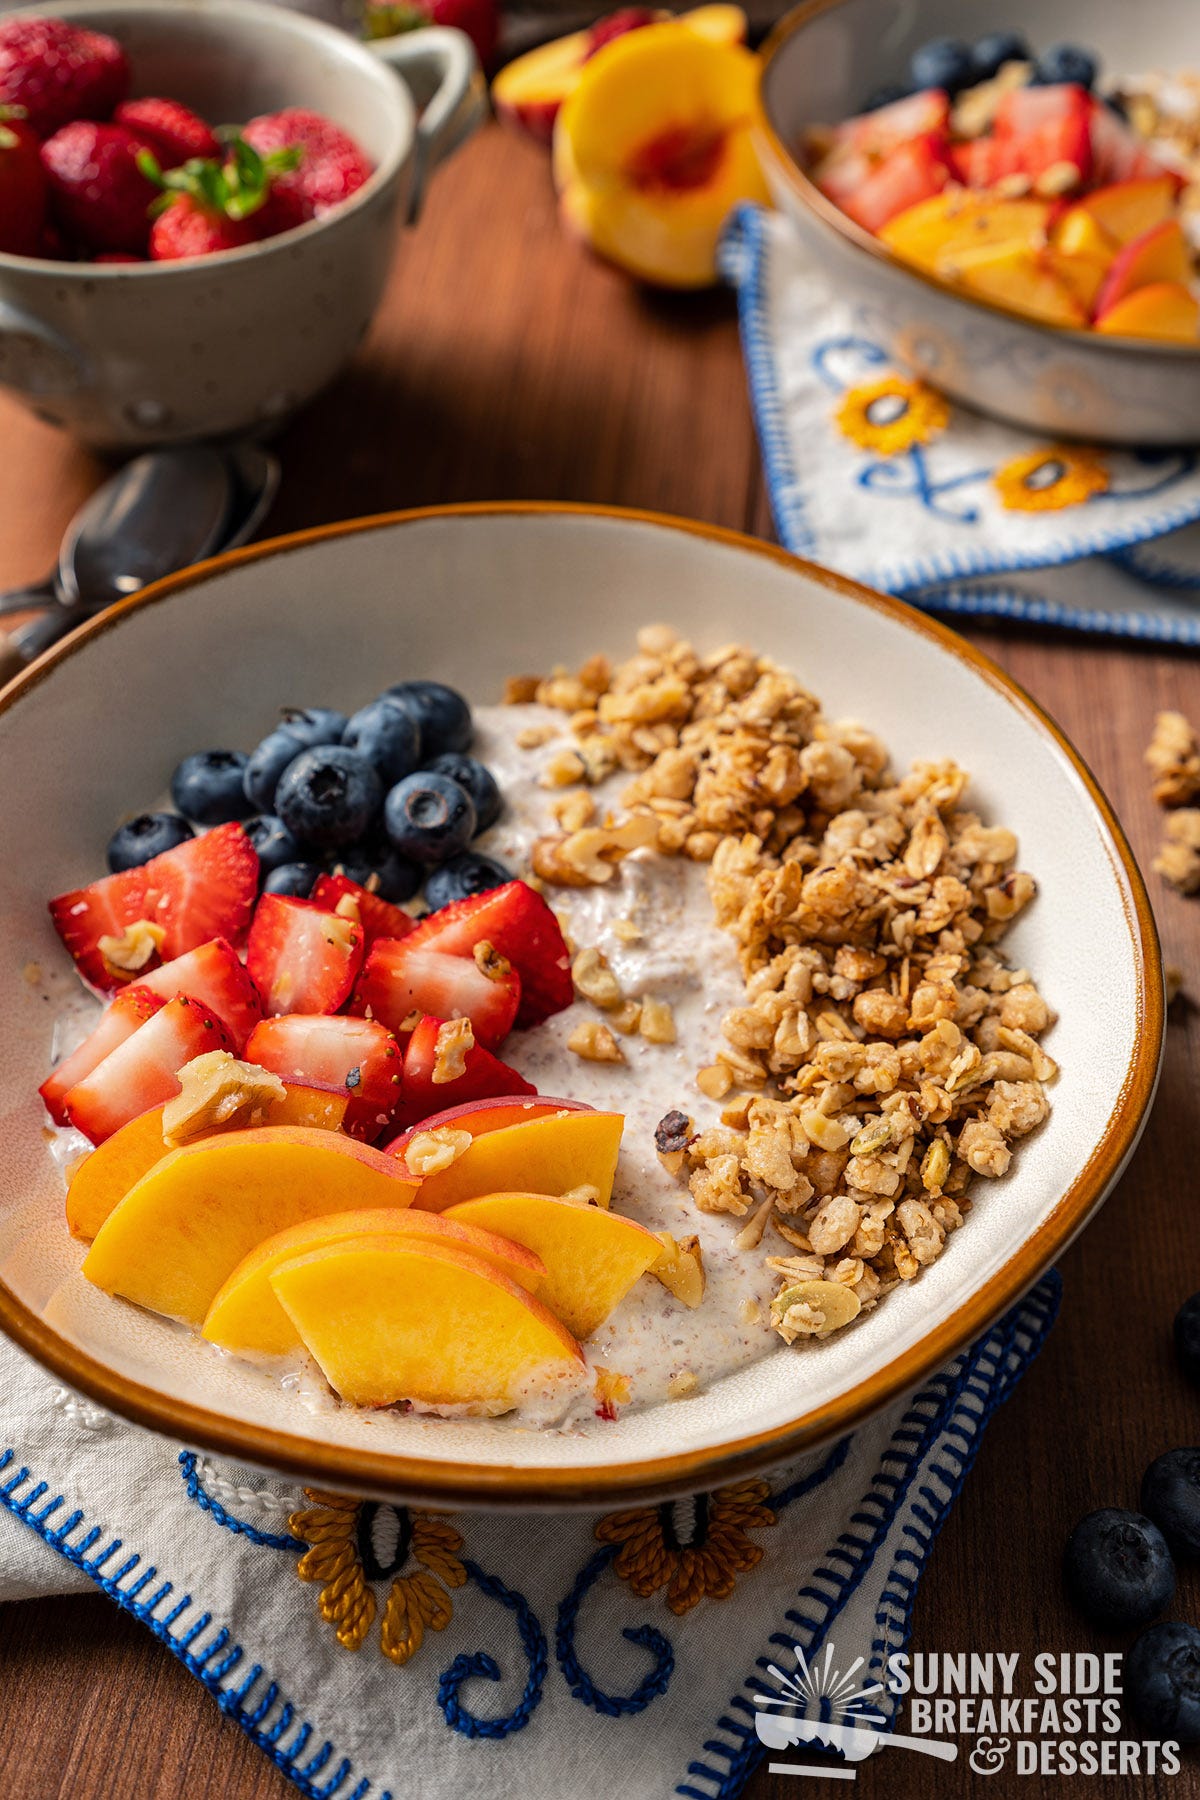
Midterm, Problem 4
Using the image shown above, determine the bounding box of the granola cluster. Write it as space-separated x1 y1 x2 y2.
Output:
510 628 1056 1346
1147 710 1200 894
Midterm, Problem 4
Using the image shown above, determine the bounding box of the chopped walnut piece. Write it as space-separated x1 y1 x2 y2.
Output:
433 1018 474 1084
539 749 587 789
567 1020 625 1063
333 893 362 924
98 919 166 978
1146 710 1200 807
1155 808 1200 894
572 945 622 1009
473 939 511 982
639 996 676 1044
651 1232 705 1307
667 1369 699 1399
161 1051 286 1146
696 1062 733 1101
404 1127 472 1177
609 999 643 1035
504 676 540 704
559 1183 602 1207
593 1366 631 1415
551 790 597 833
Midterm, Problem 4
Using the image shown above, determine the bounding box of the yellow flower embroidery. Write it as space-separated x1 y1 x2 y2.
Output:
595 1480 776 1615
290 1489 466 1665
994 445 1109 511
834 375 950 456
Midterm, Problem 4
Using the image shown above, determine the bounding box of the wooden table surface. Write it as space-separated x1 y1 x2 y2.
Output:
3 121 1200 1800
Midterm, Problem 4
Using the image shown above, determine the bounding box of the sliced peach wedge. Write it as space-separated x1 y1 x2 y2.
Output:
553 21 769 288
268 1237 584 1408
1094 281 1200 342
1094 219 1192 317
443 1192 663 1338
493 5 746 146
937 240 1088 328
401 1108 624 1212
203 1208 544 1357
384 1094 590 1162
65 1085 349 1243
1070 176 1178 249
879 193 1051 270
82 1127 417 1324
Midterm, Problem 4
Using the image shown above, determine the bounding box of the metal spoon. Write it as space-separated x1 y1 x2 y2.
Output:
0 444 278 684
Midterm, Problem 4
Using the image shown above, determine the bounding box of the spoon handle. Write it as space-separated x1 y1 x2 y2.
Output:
0 577 55 617
0 606 76 688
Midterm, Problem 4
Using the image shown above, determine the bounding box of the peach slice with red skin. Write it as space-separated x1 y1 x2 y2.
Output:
1094 219 1192 317
552 21 768 289
65 1085 350 1243
1094 281 1200 342
202 1207 545 1357
383 1094 590 1160
268 1237 584 1407
493 4 746 145
82 1126 417 1324
443 1191 664 1338
1070 176 1178 249
403 1108 624 1212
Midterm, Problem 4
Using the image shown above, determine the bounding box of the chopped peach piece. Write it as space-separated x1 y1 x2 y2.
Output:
937 239 1089 327
879 193 1051 270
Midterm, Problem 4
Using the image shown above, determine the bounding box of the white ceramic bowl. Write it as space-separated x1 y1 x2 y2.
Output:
0 0 483 449
0 508 1162 1505
757 0 1200 444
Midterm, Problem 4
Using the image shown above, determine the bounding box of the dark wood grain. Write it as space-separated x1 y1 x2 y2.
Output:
2 120 1200 1800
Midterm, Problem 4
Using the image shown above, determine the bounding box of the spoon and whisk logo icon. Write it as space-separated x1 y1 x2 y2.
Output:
753 1643 958 1780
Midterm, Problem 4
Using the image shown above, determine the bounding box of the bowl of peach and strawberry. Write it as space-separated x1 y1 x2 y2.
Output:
0 0 483 448
756 0 1200 444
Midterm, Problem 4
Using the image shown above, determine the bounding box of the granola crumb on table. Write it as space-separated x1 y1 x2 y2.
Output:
1147 710 1200 893
513 626 1057 1348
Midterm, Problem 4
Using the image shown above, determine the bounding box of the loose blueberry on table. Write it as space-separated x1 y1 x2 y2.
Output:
1062 1508 1175 1629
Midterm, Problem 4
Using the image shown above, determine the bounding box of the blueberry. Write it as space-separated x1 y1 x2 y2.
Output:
970 30 1030 80
864 81 913 110
342 698 422 786
1141 1451 1200 1560
909 37 974 95
1034 43 1098 89
106 811 194 873
243 814 305 881
326 841 422 904
275 746 383 850
424 852 512 910
1063 1509 1174 1629
382 681 472 759
263 861 321 898
426 753 502 834
384 772 476 865
1174 1293 1200 1386
1126 1622 1200 1743
170 749 253 825
243 707 349 813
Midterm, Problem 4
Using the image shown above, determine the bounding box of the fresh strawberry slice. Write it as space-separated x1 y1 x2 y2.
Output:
947 133 1024 189
832 89 951 161
353 937 520 1050
244 1013 403 1139
39 984 165 1126
130 936 261 1049
310 873 417 949
62 994 234 1144
394 1014 536 1129
994 84 1092 189
49 822 259 994
246 894 364 1017
399 881 573 1028
1088 96 1179 188
840 133 953 233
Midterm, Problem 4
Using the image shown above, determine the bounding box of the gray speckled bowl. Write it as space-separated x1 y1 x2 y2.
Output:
0 0 483 448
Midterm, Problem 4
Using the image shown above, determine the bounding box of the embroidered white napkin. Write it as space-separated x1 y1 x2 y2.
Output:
721 205 1200 646
0 1273 1057 1800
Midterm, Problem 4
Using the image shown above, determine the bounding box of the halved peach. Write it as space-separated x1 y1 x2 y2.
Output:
82 1126 417 1324
203 1207 544 1356
384 1094 590 1160
938 240 1089 327
1073 176 1177 248
553 22 769 288
444 1191 663 1338
1095 219 1192 317
879 193 1051 270
65 1084 350 1243
1094 280 1200 342
493 5 746 145
269 1237 584 1406
408 1109 624 1212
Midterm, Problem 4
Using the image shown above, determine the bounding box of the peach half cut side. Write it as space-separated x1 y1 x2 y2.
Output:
202 1207 544 1357
492 5 746 146
268 1237 585 1408
65 1085 350 1243
408 1108 625 1212
552 22 769 289
443 1191 664 1338
82 1127 417 1324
